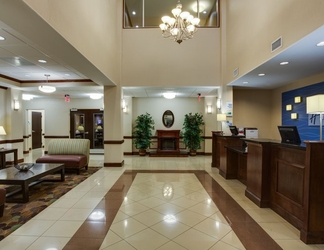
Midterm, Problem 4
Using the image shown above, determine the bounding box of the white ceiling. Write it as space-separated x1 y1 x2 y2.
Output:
0 2 324 99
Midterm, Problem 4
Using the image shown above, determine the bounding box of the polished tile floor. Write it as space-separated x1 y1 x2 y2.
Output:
0 149 323 250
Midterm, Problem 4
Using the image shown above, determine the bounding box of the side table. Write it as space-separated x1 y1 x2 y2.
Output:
0 148 18 169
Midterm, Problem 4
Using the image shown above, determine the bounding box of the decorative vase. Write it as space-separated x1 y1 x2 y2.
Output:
189 150 197 156
139 149 146 156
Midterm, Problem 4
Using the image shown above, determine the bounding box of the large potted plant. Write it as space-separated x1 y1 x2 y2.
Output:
182 112 205 156
133 113 155 156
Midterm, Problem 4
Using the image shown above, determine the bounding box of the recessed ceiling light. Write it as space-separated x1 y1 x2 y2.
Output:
280 61 289 65
64 73 70 76
38 59 47 63
317 41 324 47
163 92 176 99
243 81 248 84
89 93 103 99
0 36 5 41
258 73 265 76
132 11 136 15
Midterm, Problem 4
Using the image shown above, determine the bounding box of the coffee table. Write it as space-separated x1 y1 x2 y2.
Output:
0 163 65 203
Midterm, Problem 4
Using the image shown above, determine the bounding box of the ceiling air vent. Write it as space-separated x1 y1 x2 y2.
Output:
233 68 239 78
271 37 282 52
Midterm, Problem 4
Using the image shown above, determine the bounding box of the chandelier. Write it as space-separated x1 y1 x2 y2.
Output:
159 0 200 44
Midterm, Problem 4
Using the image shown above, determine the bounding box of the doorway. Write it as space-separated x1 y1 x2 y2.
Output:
70 109 104 149
32 111 42 149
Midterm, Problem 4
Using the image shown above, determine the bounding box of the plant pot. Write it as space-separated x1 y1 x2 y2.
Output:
139 149 146 156
189 150 197 156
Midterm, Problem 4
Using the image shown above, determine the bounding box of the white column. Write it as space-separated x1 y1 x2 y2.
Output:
103 85 124 166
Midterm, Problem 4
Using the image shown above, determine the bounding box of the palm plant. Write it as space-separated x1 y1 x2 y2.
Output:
182 112 205 155
133 113 155 155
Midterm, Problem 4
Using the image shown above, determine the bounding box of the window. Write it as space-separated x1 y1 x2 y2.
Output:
124 0 220 28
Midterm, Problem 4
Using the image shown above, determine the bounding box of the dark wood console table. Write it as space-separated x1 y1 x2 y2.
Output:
0 148 18 169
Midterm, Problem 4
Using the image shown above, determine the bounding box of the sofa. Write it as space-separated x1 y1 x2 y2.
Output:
36 139 90 174
0 188 6 218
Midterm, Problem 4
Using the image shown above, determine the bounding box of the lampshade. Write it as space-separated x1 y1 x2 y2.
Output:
0 126 6 135
217 113 226 121
77 125 84 131
306 94 324 114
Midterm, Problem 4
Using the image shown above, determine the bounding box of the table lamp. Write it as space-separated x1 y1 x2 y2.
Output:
306 94 324 141
217 114 227 132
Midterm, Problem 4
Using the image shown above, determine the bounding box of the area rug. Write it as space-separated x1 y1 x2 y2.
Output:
0 167 100 241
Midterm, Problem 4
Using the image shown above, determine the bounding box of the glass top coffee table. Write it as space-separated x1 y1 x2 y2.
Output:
0 163 65 203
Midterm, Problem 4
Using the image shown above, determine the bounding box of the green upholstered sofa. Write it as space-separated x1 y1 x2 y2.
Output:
36 139 90 174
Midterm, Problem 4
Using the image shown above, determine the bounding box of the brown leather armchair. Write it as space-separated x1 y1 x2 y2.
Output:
0 188 6 218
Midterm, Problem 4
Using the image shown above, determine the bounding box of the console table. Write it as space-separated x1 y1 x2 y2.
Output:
0 148 18 169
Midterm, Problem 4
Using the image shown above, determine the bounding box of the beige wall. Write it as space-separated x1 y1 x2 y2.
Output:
122 28 220 87
233 88 272 139
24 0 122 85
224 0 324 85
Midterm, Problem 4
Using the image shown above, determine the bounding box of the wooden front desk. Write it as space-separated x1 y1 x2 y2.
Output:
244 139 324 244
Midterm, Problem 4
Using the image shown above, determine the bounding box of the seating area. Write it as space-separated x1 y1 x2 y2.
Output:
35 139 90 174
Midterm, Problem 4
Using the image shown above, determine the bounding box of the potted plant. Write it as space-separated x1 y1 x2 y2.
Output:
133 113 155 156
182 112 205 156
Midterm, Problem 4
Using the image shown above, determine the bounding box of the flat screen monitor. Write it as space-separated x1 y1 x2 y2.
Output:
278 126 301 145
229 125 239 136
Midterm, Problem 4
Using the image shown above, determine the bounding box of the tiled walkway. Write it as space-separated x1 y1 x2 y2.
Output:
0 150 323 250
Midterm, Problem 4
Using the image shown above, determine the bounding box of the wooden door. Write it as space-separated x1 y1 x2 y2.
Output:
32 111 42 149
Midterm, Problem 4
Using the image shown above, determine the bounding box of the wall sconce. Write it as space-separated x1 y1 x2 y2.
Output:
291 113 298 119
294 96 302 103
286 104 292 111
216 98 221 110
14 100 20 110
123 105 128 113
0 126 6 135
207 105 212 114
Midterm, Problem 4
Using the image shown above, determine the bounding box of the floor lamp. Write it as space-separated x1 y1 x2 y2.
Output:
306 94 324 141
217 114 227 133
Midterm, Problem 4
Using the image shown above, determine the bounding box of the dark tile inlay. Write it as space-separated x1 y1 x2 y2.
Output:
63 170 282 250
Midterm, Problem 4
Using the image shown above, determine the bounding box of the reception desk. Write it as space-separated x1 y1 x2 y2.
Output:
211 135 324 243
244 139 324 244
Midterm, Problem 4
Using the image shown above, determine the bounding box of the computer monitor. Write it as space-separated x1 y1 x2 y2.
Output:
229 125 239 136
278 126 301 145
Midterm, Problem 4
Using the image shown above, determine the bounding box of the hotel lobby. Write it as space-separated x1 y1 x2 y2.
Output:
1 0 324 249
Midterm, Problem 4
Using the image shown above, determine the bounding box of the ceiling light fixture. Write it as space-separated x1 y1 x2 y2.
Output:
258 73 265 76
0 36 5 41
38 59 47 63
89 93 103 100
159 0 200 44
280 61 289 65
39 74 56 93
316 41 324 47
163 92 176 99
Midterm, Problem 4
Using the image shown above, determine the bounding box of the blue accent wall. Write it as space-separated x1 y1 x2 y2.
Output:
282 81 324 141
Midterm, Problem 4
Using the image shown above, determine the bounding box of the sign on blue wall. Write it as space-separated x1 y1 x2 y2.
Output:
282 81 324 141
